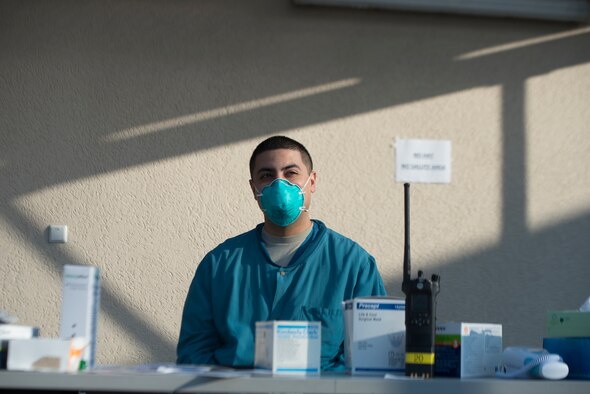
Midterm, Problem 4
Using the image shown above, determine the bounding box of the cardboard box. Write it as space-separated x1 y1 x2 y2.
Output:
547 311 590 338
7 338 71 372
544 337 590 380
254 321 321 375
343 297 405 375
0 325 40 369
435 322 502 378
60 264 100 368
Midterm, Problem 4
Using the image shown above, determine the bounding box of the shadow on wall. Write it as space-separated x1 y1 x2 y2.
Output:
0 0 589 361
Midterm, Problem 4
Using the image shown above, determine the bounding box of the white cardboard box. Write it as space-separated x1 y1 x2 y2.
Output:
7 338 71 372
435 322 503 378
343 297 406 375
254 321 321 375
60 264 100 368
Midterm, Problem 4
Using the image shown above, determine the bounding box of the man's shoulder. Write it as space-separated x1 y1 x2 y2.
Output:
209 225 260 255
313 220 372 257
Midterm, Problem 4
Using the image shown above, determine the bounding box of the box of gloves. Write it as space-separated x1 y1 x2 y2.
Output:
343 297 406 375
254 321 321 375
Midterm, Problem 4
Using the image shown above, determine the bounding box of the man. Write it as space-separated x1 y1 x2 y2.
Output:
177 136 386 370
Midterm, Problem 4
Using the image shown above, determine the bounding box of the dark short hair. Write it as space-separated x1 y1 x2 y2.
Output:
249 136 313 177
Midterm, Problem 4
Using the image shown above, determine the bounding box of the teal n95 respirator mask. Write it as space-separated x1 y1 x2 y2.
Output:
255 175 312 227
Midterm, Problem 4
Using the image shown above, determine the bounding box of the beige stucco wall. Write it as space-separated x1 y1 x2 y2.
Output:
1 0 589 365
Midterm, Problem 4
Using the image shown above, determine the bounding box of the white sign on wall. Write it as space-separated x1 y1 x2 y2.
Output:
395 139 451 184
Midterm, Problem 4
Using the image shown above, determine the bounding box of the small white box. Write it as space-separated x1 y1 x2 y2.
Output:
435 322 502 378
60 264 101 368
344 297 405 375
255 321 321 375
0 325 40 340
7 338 71 372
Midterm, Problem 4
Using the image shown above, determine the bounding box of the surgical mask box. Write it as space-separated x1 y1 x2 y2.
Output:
343 297 405 375
254 321 321 375
543 337 590 380
60 264 100 368
0 325 40 369
547 311 590 337
435 322 502 378
7 338 71 372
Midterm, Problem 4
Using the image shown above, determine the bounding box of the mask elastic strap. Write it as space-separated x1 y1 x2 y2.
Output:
299 173 313 212
298 173 313 195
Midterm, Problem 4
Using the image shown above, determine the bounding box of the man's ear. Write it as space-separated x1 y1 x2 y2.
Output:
309 171 317 193
249 179 258 200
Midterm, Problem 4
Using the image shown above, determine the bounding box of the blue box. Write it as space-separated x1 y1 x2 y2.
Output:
543 337 590 380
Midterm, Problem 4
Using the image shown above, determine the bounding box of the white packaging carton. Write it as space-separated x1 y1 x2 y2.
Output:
435 322 502 378
60 264 101 368
254 321 321 375
344 297 405 375
7 338 71 372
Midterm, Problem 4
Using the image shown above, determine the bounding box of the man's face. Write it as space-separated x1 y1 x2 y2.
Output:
249 148 316 210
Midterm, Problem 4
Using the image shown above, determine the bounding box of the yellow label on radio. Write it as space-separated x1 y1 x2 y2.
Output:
405 352 435 365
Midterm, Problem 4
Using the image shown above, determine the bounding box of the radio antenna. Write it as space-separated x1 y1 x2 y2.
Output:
403 183 411 287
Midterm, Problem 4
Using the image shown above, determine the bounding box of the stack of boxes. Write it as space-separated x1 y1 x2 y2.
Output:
0 325 39 369
3 264 100 372
544 310 590 379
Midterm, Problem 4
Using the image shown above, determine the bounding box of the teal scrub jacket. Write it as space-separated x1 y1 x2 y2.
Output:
176 220 387 370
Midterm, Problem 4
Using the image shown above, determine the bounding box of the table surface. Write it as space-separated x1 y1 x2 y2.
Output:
1 370 589 393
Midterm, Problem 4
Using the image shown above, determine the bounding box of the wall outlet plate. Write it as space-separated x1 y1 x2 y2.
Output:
48 225 68 243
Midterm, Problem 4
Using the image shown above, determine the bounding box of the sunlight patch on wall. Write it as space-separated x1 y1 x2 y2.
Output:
456 26 590 60
525 64 590 232
105 78 361 142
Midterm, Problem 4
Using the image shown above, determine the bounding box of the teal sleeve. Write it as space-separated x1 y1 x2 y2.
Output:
354 255 387 297
176 255 220 365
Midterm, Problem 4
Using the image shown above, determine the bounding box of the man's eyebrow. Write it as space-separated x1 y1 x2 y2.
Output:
256 167 274 175
282 164 301 171
256 164 301 174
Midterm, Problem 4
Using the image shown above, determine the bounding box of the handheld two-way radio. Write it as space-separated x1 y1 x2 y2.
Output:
401 183 440 378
